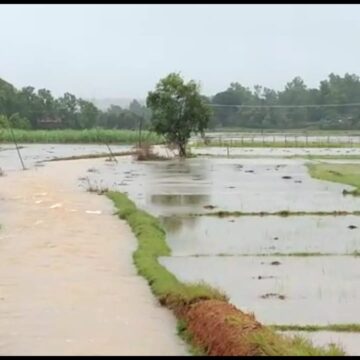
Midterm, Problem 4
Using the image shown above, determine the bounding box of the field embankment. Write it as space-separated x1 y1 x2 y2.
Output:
106 191 344 356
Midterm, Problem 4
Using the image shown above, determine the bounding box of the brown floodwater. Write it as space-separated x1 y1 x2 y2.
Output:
0 159 187 355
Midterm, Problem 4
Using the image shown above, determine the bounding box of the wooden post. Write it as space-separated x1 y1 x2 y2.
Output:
138 116 143 148
9 124 26 170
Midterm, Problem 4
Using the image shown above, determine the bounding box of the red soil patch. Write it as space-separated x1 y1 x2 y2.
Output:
184 299 264 356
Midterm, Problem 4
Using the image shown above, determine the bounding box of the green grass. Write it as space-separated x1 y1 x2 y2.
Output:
106 191 345 356
225 315 344 356
271 324 360 333
106 191 226 309
248 328 343 356
176 319 205 356
0 129 163 144
193 140 360 148
307 163 360 196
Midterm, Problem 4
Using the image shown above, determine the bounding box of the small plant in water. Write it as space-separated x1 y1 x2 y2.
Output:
135 143 168 161
84 177 109 195
260 293 286 300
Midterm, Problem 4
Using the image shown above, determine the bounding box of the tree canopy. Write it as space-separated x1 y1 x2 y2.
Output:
0 78 149 131
146 73 211 157
208 73 360 130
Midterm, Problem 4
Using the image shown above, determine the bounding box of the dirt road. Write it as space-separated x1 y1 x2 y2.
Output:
0 159 187 355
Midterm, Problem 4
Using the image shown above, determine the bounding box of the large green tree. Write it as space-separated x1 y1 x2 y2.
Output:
146 73 211 157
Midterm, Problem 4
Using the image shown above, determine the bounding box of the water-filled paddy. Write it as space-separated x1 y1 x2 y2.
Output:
159 255 360 325
0 144 133 171
81 156 360 214
160 215 360 256
193 146 360 157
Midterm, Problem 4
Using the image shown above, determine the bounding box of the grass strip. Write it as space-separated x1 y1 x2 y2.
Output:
106 191 226 310
272 324 360 333
106 191 344 356
307 163 360 196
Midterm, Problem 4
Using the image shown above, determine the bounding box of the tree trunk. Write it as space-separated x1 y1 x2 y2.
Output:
178 142 187 158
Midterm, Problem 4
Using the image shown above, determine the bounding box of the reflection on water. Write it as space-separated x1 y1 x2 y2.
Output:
151 194 210 207
160 216 199 235
161 215 360 256
79 157 360 215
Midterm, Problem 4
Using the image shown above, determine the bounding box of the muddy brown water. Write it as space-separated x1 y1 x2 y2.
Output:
0 158 187 355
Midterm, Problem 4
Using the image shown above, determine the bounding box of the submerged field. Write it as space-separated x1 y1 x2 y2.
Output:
0 129 163 144
1 141 360 355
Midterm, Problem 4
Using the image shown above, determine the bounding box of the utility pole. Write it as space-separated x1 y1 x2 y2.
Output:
8 122 26 170
138 113 143 148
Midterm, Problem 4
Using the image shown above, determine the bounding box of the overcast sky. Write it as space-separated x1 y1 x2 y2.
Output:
1 4 360 99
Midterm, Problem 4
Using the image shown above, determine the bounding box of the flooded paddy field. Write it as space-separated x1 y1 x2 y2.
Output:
81 156 360 214
0 144 133 171
160 215 360 256
1 143 360 354
159 255 360 325
192 146 360 157
196 131 360 141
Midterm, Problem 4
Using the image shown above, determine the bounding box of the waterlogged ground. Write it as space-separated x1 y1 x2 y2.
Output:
193 146 360 157
194 132 360 145
81 157 360 214
0 144 133 171
160 215 360 256
1 143 360 354
159 256 360 325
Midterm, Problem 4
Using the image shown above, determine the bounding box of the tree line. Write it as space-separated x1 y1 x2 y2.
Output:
207 73 360 130
0 77 150 130
2 73 360 131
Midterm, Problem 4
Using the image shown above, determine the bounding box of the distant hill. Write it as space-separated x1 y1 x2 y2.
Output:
88 98 146 110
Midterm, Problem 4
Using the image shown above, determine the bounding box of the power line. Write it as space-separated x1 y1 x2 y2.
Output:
207 102 360 109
